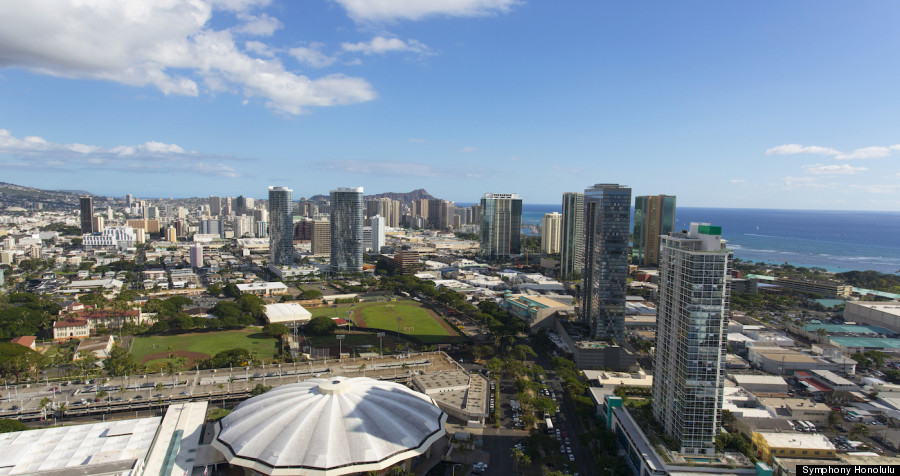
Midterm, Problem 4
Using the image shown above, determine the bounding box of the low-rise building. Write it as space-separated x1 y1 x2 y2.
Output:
53 317 89 341
758 397 832 424
731 374 790 395
235 281 288 297
9 335 36 350
263 303 312 327
751 432 836 464
503 294 573 330
843 301 900 333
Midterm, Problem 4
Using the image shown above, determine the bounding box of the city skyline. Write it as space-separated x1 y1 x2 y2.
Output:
1 2 900 210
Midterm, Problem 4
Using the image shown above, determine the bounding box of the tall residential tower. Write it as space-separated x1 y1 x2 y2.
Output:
581 184 631 340
633 194 676 267
560 192 584 279
652 223 732 455
268 186 293 266
541 212 562 255
479 193 522 259
330 187 364 272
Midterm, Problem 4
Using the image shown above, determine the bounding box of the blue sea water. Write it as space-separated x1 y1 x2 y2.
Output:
518 204 900 274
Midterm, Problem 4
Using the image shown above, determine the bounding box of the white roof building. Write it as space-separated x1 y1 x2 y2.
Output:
264 302 313 325
0 416 160 475
213 377 447 476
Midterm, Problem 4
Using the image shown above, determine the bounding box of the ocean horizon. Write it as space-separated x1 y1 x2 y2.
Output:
461 203 900 274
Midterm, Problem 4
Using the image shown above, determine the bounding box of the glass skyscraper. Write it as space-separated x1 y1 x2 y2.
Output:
267 186 293 266
581 184 631 340
560 192 584 279
80 196 94 234
330 187 364 272
633 194 676 267
479 193 522 259
652 223 732 455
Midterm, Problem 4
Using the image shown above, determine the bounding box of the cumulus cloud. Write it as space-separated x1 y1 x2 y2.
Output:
803 163 868 175
0 0 375 114
289 42 337 68
0 128 248 178
341 37 429 55
333 0 520 22
319 159 462 177
765 144 840 156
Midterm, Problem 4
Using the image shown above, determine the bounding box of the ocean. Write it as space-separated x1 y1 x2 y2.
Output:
517 204 900 274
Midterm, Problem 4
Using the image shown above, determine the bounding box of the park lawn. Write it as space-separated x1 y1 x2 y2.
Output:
130 328 278 364
359 303 450 338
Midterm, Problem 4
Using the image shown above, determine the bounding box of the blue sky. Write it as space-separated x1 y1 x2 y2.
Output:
1 0 900 210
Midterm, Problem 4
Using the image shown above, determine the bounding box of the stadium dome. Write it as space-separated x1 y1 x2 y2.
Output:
212 376 447 476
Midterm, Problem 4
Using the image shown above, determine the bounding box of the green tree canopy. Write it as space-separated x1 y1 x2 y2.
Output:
263 323 290 338
104 344 142 376
0 419 28 433
306 316 337 335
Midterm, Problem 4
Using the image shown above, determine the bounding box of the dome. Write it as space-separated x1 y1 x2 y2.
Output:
212 376 447 476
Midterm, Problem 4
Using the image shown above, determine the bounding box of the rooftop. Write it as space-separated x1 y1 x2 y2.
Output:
755 432 835 450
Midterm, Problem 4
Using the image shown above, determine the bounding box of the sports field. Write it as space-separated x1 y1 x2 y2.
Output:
130 328 277 367
305 300 459 343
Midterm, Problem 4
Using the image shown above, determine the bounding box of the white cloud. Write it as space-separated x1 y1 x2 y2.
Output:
850 184 900 195
0 0 375 114
233 13 282 36
333 0 519 22
729 179 747 184
782 176 829 190
835 146 894 160
341 37 428 55
765 144 840 156
289 42 337 68
803 163 868 175
461 146 480 153
320 159 460 177
244 40 277 58
0 128 247 178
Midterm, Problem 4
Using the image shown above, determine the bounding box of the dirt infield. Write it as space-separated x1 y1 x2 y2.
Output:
141 350 210 365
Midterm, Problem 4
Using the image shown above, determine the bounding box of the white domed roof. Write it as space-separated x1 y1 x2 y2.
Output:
212 376 447 476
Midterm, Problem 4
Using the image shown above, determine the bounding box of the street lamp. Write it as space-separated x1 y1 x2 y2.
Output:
377 332 385 357
336 335 345 360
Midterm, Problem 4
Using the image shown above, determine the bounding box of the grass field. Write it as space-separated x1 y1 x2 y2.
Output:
358 303 450 337
130 328 278 366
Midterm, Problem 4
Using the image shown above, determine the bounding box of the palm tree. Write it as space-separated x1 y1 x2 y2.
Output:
510 447 530 475
359 363 366 377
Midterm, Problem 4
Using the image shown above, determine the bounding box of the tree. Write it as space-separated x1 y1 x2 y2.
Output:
207 283 222 296
0 419 28 433
0 343 45 384
105 344 141 376
306 316 337 335
828 410 843 426
263 323 290 338
223 283 240 298
849 423 870 439
512 344 537 361
250 383 272 396
75 350 99 378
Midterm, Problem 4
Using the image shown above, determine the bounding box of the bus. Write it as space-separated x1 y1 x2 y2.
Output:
545 417 554 434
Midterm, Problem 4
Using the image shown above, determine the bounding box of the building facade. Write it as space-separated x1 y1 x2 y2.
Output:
330 187 364 272
479 193 522 259
80 196 94 234
541 212 562 255
268 186 293 266
371 215 386 253
581 184 631 340
560 192 584 279
632 194 676 267
652 223 732 455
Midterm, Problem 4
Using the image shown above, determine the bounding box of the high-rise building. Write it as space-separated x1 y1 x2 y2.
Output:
199 219 223 237
165 226 177 242
560 193 584 279
371 215 386 253
633 194 676 267
209 196 223 216
189 243 204 268
653 223 732 455
581 184 631 340
234 215 254 239
541 212 562 255
79 196 94 234
268 186 294 266
330 187 364 272
311 219 330 255
427 199 454 230
479 193 522 259
124 194 133 207
255 221 267 238
92 216 105 234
